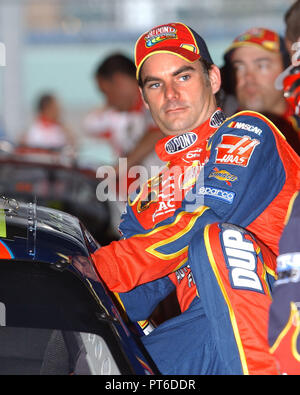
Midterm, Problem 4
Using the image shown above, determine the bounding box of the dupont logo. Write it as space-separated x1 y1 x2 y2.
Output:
0 42 6 66
165 132 198 154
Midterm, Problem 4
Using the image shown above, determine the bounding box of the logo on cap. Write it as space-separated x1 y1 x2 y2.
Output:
145 26 178 48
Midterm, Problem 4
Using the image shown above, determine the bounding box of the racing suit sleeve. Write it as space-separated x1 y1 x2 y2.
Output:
92 112 286 293
116 276 176 321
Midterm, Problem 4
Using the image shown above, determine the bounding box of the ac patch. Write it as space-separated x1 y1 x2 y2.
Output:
215 134 260 167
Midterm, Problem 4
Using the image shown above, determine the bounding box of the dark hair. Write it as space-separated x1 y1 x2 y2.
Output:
94 53 136 80
36 94 55 113
285 0 300 42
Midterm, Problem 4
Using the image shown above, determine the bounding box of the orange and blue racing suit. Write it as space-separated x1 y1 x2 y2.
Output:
92 108 300 374
269 192 300 374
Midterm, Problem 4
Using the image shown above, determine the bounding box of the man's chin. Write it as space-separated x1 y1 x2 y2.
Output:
162 125 194 136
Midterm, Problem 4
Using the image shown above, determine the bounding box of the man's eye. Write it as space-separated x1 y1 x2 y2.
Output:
257 62 270 71
148 82 160 89
179 74 190 81
233 63 245 73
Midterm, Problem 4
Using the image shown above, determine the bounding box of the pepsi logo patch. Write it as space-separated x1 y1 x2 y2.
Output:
165 132 198 154
209 109 226 128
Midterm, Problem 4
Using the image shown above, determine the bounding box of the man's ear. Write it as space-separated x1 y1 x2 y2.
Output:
139 86 149 109
209 65 222 95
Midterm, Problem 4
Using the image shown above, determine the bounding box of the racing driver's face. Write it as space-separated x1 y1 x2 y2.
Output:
140 53 221 136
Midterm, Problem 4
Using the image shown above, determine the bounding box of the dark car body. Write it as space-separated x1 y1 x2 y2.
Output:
0 146 112 245
0 197 156 375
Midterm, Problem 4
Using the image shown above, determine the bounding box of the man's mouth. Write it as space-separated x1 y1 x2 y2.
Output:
243 85 260 96
165 106 187 114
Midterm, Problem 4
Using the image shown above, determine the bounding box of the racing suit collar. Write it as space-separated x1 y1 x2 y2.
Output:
155 108 226 162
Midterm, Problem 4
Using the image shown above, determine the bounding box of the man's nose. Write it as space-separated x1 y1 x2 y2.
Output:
164 82 179 100
243 67 257 84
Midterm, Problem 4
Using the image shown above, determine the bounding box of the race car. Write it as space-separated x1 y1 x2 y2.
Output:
0 196 156 375
0 143 112 246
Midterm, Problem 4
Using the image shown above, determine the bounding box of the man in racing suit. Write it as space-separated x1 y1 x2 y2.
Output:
267 3 300 374
268 192 300 374
92 22 300 375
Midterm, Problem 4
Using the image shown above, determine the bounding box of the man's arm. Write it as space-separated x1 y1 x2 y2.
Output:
92 112 288 292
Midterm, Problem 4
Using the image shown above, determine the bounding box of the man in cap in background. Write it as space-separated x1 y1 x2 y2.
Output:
92 22 300 374
83 53 164 237
83 53 163 172
222 27 300 154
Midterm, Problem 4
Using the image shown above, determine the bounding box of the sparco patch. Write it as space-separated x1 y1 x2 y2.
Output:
165 132 198 154
198 186 235 204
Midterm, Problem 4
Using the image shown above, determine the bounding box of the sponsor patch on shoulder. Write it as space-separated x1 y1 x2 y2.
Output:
208 167 238 186
165 132 197 154
228 121 262 136
215 134 259 167
209 109 226 128
198 186 235 204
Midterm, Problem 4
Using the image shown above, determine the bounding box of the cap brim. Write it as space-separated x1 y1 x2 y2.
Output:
224 41 278 57
136 47 201 79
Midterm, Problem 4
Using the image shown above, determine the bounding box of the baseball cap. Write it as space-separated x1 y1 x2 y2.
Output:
225 27 282 54
134 22 213 80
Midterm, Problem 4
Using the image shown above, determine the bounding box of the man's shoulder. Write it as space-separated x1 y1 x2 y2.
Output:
218 110 285 140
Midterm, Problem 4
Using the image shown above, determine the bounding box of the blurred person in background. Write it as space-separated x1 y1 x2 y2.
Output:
221 27 300 155
20 93 76 152
83 52 163 174
83 53 165 242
